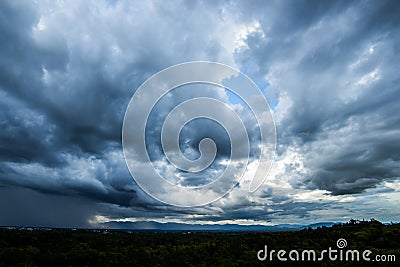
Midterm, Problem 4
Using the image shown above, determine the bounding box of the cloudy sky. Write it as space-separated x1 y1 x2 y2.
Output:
1 0 399 228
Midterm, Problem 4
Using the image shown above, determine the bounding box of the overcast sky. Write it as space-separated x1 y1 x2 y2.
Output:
1 0 399 228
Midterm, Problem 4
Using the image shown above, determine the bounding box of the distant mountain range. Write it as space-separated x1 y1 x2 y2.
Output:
99 221 339 231
6 221 395 232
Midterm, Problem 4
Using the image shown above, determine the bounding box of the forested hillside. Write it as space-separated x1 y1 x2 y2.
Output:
0 219 399 266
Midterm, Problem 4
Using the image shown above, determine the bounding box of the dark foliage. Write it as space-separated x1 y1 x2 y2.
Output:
0 219 399 266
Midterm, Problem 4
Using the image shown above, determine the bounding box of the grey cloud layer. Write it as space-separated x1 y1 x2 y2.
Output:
1 0 399 226
235 0 400 195
0 0 244 226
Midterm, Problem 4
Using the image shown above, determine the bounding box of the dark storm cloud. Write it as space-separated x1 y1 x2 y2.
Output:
0 0 143 220
0 0 120 163
1 0 399 227
235 0 400 195
141 83 263 187
0 157 136 208
0 0 238 162
0 0 246 225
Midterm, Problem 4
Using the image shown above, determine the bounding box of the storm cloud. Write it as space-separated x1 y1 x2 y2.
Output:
0 0 399 227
